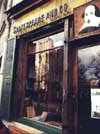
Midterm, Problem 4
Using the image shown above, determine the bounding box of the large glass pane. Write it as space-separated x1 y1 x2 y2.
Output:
25 32 64 127
78 45 100 133
78 45 100 83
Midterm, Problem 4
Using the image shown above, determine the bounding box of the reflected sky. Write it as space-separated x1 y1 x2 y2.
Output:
78 45 100 81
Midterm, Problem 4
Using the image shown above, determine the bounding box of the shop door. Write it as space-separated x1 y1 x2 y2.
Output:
78 45 100 134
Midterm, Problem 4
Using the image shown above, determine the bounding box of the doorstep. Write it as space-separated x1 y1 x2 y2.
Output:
16 117 62 134
3 120 45 134
3 117 61 134
8 122 45 134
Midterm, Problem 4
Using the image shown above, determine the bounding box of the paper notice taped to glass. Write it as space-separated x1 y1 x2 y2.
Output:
91 89 100 118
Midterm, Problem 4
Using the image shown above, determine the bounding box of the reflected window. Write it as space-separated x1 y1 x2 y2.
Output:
25 32 64 126
78 45 100 88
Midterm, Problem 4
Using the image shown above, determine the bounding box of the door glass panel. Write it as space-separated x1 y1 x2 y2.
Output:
78 45 100 133
78 45 100 87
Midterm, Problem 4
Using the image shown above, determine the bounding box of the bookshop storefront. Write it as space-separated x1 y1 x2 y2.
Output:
2 0 99 134
1 0 74 133
12 1 67 121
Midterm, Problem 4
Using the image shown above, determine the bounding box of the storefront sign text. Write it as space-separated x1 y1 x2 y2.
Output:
13 3 68 35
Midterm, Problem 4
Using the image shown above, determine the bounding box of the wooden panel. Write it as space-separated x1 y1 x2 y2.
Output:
68 46 78 134
62 19 70 133
74 0 100 39
28 42 36 55
13 38 28 118
62 19 78 134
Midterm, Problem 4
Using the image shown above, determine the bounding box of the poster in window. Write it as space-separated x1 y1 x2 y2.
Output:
91 89 100 118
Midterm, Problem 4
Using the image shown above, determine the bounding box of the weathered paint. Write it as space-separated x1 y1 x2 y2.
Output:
13 0 92 36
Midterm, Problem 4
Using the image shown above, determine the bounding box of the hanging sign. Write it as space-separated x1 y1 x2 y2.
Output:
74 0 100 39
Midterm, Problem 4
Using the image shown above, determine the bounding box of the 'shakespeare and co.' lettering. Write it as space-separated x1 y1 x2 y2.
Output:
13 3 68 35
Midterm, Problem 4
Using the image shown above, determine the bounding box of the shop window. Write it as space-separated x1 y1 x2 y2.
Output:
25 32 64 127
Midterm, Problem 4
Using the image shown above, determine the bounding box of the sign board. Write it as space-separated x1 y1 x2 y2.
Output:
13 0 90 36
74 0 100 39
91 89 100 118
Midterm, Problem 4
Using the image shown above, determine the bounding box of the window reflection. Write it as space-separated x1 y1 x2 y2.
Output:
77 46 100 133
25 32 64 127
78 45 100 88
